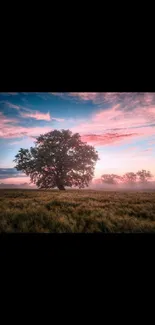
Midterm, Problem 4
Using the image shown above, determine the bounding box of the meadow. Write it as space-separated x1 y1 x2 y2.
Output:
0 189 155 232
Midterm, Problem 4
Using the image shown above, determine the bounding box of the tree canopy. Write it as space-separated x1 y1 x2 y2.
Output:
122 172 137 185
101 174 122 185
14 129 99 190
136 170 153 183
101 170 153 187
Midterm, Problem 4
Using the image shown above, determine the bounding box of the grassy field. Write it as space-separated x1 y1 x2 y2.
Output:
0 189 155 232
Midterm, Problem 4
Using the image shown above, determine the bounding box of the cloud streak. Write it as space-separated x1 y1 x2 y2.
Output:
52 117 65 122
20 110 65 122
20 110 51 121
71 101 155 146
2 101 20 110
0 168 26 179
69 92 155 107
1 101 64 123
0 126 53 139
81 132 139 146
51 92 155 110
0 112 53 138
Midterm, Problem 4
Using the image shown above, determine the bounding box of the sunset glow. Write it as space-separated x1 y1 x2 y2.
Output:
0 92 155 186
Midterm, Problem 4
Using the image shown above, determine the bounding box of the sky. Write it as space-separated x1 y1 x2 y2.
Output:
0 92 155 185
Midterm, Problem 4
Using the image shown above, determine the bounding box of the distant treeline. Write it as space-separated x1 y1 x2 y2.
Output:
99 170 153 185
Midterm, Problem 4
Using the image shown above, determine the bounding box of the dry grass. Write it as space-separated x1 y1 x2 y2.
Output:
0 189 155 232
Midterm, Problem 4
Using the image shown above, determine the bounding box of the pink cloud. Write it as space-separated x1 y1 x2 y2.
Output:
71 102 155 146
93 104 155 128
50 92 105 104
81 132 139 146
0 112 18 125
50 92 108 104
1 100 64 123
0 112 53 138
50 93 155 111
2 101 60 122
2 177 30 184
0 113 20 139
0 111 64 139
78 126 155 147
69 92 99 102
0 126 53 139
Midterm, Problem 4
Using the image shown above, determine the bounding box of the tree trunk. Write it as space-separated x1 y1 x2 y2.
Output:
56 176 66 190
57 183 66 190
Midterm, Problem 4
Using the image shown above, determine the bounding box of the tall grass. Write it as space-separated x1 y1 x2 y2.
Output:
0 189 155 232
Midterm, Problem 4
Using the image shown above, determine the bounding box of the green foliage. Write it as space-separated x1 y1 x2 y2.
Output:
0 189 155 232
14 130 99 190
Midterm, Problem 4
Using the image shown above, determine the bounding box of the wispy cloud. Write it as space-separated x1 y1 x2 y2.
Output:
0 125 53 139
50 92 155 109
0 112 18 125
20 110 65 122
81 132 139 146
68 92 155 107
2 101 64 122
0 105 65 139
0 168 26 179
52 117 65 122
70 101 155 146
0 111 53 138
20 110 51 121
1 101 20 110
35 93 50 100
49 92 64 97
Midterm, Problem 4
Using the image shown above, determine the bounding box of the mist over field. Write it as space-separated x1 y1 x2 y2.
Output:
1 181 155 191
89 181 155 191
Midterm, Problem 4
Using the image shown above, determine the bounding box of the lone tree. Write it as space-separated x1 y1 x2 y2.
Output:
14 129 99 190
